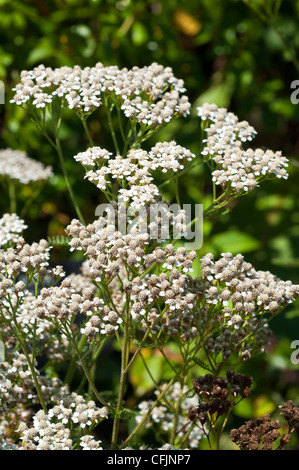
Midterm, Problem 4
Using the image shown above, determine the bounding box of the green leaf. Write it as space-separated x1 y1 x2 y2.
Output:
47 235 71 246
233 398 253 419
253 395 276 417
131 22 148 46
27 38 54 65
129 352 165 396
285 307 299 319
51 95 62 131
211 230 261 254
194 80 235 108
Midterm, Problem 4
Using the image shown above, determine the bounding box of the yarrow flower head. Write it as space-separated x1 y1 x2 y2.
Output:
17 393 108 450
0 214 27 247
10 62 191 127
197 103 289 195
75 142 195 192
189 371 253 425
230 401 299 451
0 148 53 185
74 142 196 220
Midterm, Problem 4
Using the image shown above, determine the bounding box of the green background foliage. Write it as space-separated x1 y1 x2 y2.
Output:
0 0 299 447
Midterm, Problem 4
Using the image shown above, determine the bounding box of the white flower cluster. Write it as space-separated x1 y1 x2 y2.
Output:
18 393 108 450
74 146 112 167
197 103 289 193
33 269 123 339
81 304 123 339
0 238 65 327
36 280 103 320
79 435 103 450
6 292 69 362
127 254 196 322
136 382 204 449
0 213 27 247
198 252 299 360
134 250 299 358
149 141 195 173
47 394 108 428
0 238 62 284
80 142 195 183
75 142 195 212
118 184 161 211
0 353 39 412
0 148 53 185
201 252 299 315
1 273 100 364
66 218 197 323
66 218 150 272
11 62 190 125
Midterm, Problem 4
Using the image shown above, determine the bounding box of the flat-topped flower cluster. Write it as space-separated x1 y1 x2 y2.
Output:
10 62 191 127
0 148 53 185
74 142 195 215
198 103 289 195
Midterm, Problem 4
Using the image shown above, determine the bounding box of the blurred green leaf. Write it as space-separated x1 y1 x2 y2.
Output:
131 21 148 46
233 398 254 419
210 230 262 254
27 38 54 65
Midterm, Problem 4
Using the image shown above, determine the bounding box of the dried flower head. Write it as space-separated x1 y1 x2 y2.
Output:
189 371 253 425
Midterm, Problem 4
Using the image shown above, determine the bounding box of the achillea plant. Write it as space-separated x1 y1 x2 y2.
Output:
230 400 299 450
0 62 298 450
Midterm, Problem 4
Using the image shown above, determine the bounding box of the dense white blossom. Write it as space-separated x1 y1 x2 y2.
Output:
197 103 289 193
11 63 191 126
0 148 53 185
0 214 27 247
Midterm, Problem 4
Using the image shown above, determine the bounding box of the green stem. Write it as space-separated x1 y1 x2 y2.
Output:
178 422 195 448
76 338 108 394
8 180 17 214
20 183 44 219
138 351 173 409
64 334 87 386
122 124 134 157
55 136 85 224
116 105 126 145
65 325 111 409
10 306 47 413
174 174 181 208
80 115 95 147
20 337 48 413
104 98 120 155
170 379 184 445
111 297 131 449
120 373 180 449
